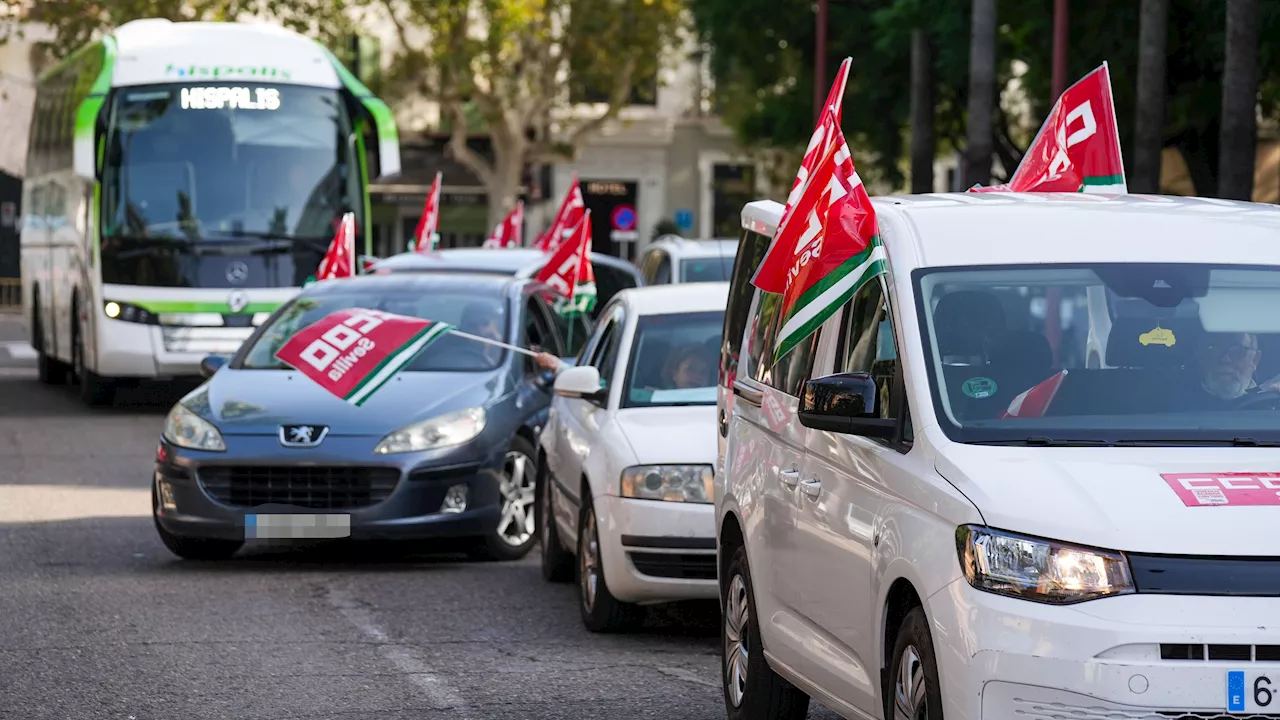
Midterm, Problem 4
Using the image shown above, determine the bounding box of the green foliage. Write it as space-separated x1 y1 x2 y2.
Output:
691 0 1280 193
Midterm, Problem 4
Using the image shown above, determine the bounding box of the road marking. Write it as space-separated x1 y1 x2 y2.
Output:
655 665 720 689
326 586 471 715
1 341 36 360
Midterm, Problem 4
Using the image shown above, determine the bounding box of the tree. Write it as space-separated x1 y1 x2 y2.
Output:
1132 0 1168 194
963 0 996 188
909 28 935 193
372 0 684 228
1219 0 1261 201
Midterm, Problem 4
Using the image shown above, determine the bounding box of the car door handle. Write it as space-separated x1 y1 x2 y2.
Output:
779 468 799 488
733 380 763 407
799 478 822 499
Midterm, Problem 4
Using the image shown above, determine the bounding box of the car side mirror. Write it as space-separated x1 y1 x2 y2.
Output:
554 365 607 403
797 372 896 439
199 354 228 379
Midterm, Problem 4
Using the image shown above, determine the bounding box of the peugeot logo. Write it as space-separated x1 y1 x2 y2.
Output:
227 290 250 314
279 424 328 448
226 261 249 285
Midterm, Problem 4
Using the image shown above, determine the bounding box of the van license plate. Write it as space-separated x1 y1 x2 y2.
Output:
244 514 351 539
1228 670 1280 714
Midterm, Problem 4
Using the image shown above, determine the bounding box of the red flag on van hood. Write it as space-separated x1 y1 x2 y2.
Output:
970 63 1126 194
275 309 454 406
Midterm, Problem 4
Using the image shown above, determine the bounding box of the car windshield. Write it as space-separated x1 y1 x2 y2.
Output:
915 263 1280 445
681 256 734 283
241 289 510 372
623 311 723 407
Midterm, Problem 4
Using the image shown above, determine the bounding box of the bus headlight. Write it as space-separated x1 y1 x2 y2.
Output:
104 300 158 325
163 403 226 452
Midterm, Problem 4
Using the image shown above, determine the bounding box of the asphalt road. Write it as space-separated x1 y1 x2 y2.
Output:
0 314 842 720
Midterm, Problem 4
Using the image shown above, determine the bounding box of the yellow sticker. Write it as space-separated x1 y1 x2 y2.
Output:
1139 324 1177 347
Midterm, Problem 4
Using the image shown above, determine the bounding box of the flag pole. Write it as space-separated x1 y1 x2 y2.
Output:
447 329 540 358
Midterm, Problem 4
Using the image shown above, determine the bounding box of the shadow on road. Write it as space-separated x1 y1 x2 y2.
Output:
0 375 197 417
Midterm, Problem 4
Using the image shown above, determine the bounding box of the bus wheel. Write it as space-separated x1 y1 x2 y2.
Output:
72 310 115 408
32 296 68 385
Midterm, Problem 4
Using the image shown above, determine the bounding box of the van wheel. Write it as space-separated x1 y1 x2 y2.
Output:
538 461 574 583
722 542 809 720
72 307 115 407
887 607 944 720
32 296 68 385
578 495 643 633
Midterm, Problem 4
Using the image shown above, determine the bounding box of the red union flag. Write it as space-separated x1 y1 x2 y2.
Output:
316 212 356 280
275 309 454 406
412 172 443 252
534 174 585 253
757 107 886 362
535 211 597 315
483 201 524 249
1162 472 1280 507
970 63 1126 194
999 370 1068 418
753 57 852 294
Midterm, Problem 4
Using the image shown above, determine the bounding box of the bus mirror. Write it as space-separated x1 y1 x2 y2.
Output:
73 135 96 180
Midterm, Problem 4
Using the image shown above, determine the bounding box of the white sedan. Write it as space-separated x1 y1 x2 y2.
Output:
537 282 727 632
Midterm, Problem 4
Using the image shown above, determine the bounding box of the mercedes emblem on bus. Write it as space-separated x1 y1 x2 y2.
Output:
227 290 249 314
225 261 249 285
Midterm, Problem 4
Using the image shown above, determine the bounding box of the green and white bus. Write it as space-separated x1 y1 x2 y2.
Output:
21 18 400 405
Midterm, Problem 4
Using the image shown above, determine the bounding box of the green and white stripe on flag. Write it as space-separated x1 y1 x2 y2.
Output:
774 241 887 362
345 320 454 406
1081 174 1127 193
554 281 597 317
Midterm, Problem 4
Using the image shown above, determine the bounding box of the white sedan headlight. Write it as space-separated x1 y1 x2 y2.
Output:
957 525 1134 604
373 407 487 455
163 403 226 451
620 465 714 503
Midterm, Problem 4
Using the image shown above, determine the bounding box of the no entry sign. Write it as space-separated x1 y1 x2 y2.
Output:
611 205 637 231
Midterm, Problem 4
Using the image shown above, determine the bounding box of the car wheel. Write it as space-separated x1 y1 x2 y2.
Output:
469 436 538 561
577 495 643 633
722 542 810 720
538 459 574 583
152 484 242 560
888 607 944 720
72 306 115 408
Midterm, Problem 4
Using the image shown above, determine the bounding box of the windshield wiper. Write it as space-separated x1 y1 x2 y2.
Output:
973 436 1115 447
1113 437 1280 447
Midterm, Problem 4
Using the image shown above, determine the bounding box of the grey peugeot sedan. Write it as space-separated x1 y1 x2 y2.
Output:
152 272 582 561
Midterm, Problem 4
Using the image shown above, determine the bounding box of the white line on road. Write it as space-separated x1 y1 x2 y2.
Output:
326 585 471 716
0 341 36 360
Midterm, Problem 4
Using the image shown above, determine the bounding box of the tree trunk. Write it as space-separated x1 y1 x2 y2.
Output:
1133 0 1169 194
963 0 997 188
1218 0 1260 201
485 137 527 232
909 29 936 194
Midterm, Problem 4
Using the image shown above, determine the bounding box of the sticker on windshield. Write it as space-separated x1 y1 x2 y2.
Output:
961 377 998 399
180 86 281 111
1139 324 1176 347
1161 472 1280 507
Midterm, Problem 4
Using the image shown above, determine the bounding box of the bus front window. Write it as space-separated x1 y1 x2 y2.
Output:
100 82 358 287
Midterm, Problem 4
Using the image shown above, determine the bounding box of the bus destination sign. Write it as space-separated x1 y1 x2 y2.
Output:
180 86 281 111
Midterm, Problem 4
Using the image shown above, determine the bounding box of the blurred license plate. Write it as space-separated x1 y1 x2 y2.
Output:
244 514 350 539
1228 670 1280 714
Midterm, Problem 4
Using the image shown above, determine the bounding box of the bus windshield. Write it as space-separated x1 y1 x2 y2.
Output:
100 82 357 287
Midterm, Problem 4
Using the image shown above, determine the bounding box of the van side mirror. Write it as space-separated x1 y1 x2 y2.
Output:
797 372 896 439
199 354 228 379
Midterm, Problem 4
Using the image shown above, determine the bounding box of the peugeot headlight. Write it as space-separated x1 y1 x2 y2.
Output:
957 525 1133 604
620 465 714 503
162 403 226 451
373 407 487 455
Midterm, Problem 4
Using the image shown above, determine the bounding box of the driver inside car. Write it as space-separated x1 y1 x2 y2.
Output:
1196 331 1280 403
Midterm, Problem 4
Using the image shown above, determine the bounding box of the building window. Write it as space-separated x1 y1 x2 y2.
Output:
711 163 755 238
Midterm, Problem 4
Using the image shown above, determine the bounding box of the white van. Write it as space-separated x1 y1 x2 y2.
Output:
715 192 1280 720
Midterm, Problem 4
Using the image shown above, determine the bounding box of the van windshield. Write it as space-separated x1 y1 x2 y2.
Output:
914 263 1280 445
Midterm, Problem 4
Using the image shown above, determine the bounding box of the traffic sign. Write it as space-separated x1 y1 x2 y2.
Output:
611 205 637 231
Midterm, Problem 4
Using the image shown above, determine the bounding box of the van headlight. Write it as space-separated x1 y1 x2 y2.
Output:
956 525 1133 604
163 403 226 451
373 407 486 454
620 465 714 503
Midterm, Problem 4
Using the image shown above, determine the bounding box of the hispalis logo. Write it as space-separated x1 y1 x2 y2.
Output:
165 64 293 80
